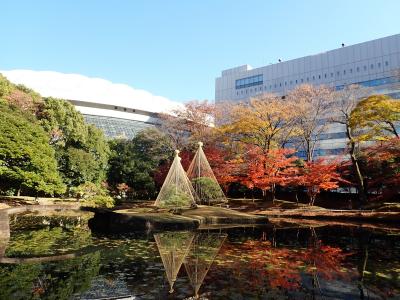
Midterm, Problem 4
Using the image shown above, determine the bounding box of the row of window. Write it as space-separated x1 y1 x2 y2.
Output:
318 132 347 140
113 106 136 113
235 74 263 89
336 76 399 90
296 148 346 158
235 61 391 95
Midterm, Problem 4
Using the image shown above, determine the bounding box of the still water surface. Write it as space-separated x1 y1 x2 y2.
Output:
0 213 399 299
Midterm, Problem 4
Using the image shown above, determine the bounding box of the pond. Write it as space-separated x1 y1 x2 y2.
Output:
0 212 399 299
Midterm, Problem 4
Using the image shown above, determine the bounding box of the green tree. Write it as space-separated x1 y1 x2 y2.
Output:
0 74 13 100
108 128 173 199
38 98 110 189
38 97 88 146
0 104 66 195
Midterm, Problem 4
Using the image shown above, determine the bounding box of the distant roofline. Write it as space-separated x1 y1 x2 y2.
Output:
67 99 159 118
220 33 400 75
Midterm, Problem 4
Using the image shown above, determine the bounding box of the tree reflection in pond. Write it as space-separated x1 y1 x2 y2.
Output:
0 213 398 299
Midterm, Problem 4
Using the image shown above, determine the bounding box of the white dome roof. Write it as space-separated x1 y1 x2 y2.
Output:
1 69 183 113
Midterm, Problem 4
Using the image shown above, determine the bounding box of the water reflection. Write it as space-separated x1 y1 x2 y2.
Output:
184 232 227 298
154 231 227 298
154 231 195 293
0 214 398 299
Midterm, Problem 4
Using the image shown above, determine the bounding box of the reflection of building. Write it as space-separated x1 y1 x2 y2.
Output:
69 99 159 139
215 34 400 158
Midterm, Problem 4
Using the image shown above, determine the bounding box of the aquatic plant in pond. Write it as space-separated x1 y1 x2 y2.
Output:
0 214 399 299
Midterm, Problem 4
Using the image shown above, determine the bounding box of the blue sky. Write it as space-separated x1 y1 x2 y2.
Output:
2 0 400 102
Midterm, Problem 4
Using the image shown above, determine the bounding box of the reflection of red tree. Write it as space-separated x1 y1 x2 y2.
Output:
211 238 353 292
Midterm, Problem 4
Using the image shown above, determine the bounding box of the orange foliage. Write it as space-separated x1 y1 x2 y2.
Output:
299 159 345 205
241 147 298 199
211 236 353 292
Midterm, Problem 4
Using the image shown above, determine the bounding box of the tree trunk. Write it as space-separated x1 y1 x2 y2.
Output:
358 233 370 300
271 184 276 203
346 126 367 206
389 121 399 138
17 185 22 197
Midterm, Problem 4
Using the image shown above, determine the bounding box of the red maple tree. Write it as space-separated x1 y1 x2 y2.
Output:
241 147 298 201
298 159 345 206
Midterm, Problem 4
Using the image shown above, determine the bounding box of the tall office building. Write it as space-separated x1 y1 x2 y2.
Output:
215 34 400 158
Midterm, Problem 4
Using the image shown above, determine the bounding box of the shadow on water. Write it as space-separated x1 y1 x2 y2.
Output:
0 212 398 299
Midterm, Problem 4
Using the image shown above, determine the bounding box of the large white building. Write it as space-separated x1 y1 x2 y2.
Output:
215 33 400 158
1 70 182 139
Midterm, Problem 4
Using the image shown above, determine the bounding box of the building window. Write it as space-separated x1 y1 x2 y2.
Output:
357 67 360 72
318 75 321 79
312 76 315 80
385 61 389 66
123 108 127 112
378 62 381 68
343 70 346 75
370 64 374 69
274 84 277 88
306 77 309 82
280 83 282 87
114 106 118 110
350 68 352 73
364 66 367 71
285 81 287 86
237 92 239 95
301 78 303 83
295 79 298 83
235 74 263 89
290 80 292 85
336 71 340 76
324 74 327 78
331 73 333 77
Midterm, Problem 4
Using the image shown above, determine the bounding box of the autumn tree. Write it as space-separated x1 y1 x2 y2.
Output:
330 85 370 204
287 84 334 161
159 100 215 149
219 95 299 153
350 94 400 139
242 147 298 201
360 138 400 200
298 159 344 206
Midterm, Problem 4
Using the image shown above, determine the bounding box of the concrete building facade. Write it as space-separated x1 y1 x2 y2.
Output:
215 34 400 158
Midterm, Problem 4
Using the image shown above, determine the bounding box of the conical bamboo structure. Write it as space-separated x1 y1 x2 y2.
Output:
155 150 196 208
187 142 227 205
184 232 227 298
154 231 195 293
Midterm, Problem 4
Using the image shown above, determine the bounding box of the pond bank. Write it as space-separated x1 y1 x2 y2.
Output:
255 208 400 224
88 205 268 233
